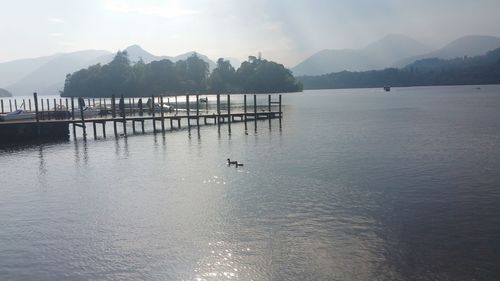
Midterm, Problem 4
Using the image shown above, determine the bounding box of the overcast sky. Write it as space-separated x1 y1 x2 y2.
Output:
1 0 500 66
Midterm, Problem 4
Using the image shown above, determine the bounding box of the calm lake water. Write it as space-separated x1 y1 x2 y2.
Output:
1 86 500 280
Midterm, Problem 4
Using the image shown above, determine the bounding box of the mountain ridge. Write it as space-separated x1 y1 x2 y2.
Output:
292 34 500 76
292 34 433 76
395 35 500 67
1 45 218 96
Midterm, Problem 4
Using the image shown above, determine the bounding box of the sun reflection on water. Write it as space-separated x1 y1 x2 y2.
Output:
191 241 254 281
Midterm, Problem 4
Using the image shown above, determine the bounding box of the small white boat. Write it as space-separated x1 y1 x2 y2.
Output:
0 109 36 122
76 106 100 119
154 103 174 112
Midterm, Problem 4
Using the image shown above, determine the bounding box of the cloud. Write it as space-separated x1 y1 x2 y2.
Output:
50 32 64 37
48 17 65 23
104 0 200 18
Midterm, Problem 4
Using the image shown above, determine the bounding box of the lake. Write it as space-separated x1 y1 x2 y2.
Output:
1 85 500 280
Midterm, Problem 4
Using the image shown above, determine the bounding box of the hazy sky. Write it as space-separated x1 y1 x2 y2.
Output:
1 0 500 66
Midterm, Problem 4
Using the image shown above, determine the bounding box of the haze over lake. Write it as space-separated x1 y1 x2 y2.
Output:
1 86 500 280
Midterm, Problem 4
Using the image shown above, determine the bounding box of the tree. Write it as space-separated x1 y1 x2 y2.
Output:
208 58 237 93
235 57 302 93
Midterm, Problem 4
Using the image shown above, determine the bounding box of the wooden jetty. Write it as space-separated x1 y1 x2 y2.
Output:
0 93 282 142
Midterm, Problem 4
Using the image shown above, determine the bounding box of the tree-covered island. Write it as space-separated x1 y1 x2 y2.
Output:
62 52 302 97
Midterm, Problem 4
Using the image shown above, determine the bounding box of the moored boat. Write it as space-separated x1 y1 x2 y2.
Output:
0 109 36 122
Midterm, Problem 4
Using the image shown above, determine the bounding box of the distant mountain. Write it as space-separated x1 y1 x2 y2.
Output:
292 34 433 76
171 51 216 70
0 54 59 88
396 35 500 67
5 50 111 96
1 45 218 96
87 45 171 66
0 88 12 97
298 46 500 90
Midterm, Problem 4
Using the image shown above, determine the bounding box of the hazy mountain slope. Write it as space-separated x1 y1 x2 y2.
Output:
298 46 500 90
292 34 432 76
172 51 217 71
397 35 500 67
6 49 111 95
0 55 59 88
0 88 13 97
363 34 433 65
87 45 172 66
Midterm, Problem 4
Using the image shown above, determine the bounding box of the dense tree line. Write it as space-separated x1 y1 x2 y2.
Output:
299 47 500 89
62 52 302 97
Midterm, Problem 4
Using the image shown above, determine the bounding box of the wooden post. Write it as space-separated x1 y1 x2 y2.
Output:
244 94 247 131
59 98 62 109
65 99 69 118
196 94 200 126
14 99 18 110
128 98 132 115
93 122 97 139
45 99 49 119
170 118 173 130
40 99 43 117
227 94 231 124
244 94 247 120
132 98 135 116
186 94 190 127
79 97 87 138
1 99 3 113
141 120 145 133
9 99 13 112
151 95 156 133
112 95 117 137
23 99 26 110
102 121 106 138
279 94 282 118
175 95 178 115
34 93 40 137
254 94 257 119
216 94 220 123
121 95 127 136
103 99 108 116
268 94 271 120
160 96 165 133
71 97 76 137
53 98 57 111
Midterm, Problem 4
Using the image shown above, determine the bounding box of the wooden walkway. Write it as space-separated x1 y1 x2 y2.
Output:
0 93 283 141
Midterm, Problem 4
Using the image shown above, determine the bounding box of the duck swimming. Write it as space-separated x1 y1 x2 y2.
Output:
235 162 244 168
227 158 238 166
